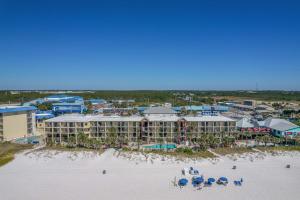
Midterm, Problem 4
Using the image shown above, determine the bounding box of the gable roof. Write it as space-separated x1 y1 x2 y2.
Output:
264 118 298 132
236 118 254 128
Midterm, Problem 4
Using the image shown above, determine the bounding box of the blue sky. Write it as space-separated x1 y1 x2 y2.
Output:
0 0 299 90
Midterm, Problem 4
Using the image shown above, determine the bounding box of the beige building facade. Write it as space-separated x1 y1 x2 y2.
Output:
0 106 36 141
43 113 236 144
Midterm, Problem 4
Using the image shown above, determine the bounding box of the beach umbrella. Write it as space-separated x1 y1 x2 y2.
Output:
219 177 228 182
192 176 204 185
217 177 229 185
178 178 188 186
208 178 215 183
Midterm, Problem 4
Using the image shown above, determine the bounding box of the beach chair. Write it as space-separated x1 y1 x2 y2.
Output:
217 177 228 185
234 181 242 186
204 181 212 187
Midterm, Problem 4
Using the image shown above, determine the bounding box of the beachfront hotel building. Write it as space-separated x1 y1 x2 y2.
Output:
43 107 236 143
0 106 36 141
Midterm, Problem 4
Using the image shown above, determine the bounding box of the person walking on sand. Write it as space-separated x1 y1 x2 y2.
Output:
174 176 177 187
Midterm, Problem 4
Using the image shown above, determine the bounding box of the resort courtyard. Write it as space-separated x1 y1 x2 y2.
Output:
0 148 299 200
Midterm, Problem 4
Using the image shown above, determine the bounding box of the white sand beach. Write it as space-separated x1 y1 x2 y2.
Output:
0 149 300 200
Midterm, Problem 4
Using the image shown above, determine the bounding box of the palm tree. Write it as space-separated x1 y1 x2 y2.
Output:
261 135 271 146
106 127 117 148
157 137 164 151
137 134 142 150
196 135 209 150
186 131 193 146
117 134 126 148
293 135 300 145
77 132 88 147
222 135 235 147
207 134 219 148
67 136 76 148
244 132 252 147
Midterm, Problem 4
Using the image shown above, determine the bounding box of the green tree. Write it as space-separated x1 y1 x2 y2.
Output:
37 102 53 111
105 127 117 147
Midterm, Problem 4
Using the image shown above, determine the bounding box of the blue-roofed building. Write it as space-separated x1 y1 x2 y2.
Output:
36 110 55 121
44 94 83 103
0 106 36 141
173 105 229 115
23 98 45 106
285 127 300 137
87 99 107 105
52 102 86 115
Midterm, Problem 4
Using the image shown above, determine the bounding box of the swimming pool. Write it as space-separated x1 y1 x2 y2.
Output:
14 136 40 144
144 144 176 150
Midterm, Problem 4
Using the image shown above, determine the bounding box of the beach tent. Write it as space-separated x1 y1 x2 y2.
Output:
178 178 188 186
234 180 242 186
192 176 204 186
217 177 229 185
208 178 216 183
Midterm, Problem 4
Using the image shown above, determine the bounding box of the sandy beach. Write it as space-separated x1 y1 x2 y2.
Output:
0 149 299 200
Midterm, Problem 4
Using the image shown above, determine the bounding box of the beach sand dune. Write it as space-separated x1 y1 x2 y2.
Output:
0 149 299 200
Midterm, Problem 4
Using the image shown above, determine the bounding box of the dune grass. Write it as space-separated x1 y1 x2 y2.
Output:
212 147 255 156
256 146 300 152
153 150 216 159
122 147 216 158
0 142 33 167
42 145 105 154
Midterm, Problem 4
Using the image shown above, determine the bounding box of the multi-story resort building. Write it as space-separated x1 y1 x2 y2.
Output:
44 107 237 144
0 106 36 141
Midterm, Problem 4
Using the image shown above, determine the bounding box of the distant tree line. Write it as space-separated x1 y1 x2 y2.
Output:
1 90 300 105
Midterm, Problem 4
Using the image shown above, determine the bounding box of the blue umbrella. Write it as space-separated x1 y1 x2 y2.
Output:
192 176 204 185
219 177 228 182
178 178 188 186
208 178 216 183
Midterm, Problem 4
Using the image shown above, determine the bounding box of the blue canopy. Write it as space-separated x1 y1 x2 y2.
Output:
219 177 228 182
208 178 216 183
192 176 204 185
178 178 188 186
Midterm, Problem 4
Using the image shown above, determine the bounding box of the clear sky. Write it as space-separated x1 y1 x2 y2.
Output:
0 0 299 90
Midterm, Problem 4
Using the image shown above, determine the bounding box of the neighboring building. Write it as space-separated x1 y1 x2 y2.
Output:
98 107 135 115
264 118 298 137
111 99 135 104
236 118 254 129
86 99 109 110
243 100 256 107
87 99 107 105
52 102 86 115
143 106 177 117
44 95 83 103
23 98 45 106
284 127 300 137
43 113 236 144
0 106 36 141
35 111 55 133
173 105 229 115
232 104 255 111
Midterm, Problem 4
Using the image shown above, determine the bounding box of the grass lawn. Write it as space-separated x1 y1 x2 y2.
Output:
0 142 33 167
212 147 255 156
256 146 300 152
